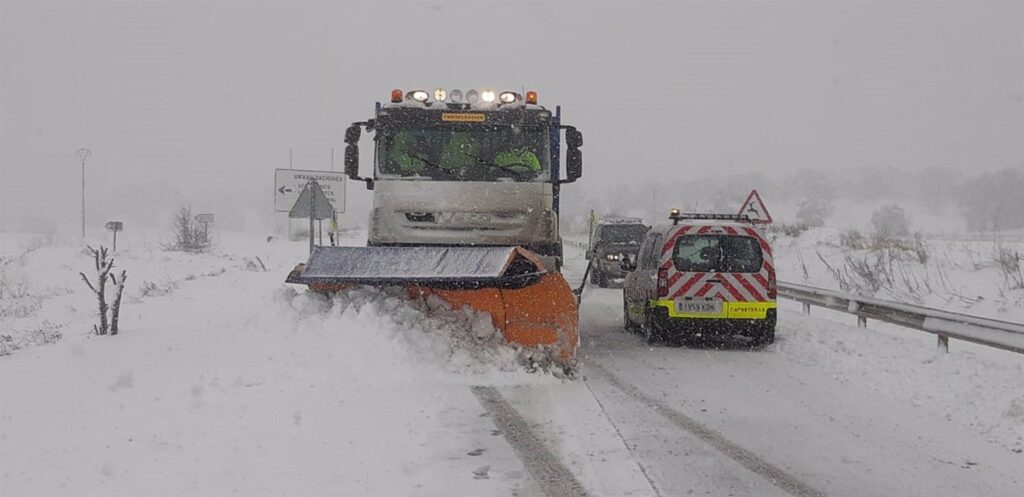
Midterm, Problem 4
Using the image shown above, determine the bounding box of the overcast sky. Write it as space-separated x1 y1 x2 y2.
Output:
2 0 1022 231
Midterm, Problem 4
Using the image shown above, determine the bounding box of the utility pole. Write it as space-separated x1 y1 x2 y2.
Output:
76 148 92 239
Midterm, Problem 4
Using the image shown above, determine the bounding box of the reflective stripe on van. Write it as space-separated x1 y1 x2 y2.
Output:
658 223 775 303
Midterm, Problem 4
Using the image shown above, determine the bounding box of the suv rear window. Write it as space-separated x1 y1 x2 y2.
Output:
598 225 648 244
673 235 763 273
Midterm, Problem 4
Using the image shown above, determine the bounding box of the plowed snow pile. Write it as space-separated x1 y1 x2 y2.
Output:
278 285 546 381
0 232 557 496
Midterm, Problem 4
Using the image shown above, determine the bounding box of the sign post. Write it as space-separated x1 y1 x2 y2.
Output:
105 221 123 251
738 190 773 224
288 180 334 256
195 214 215 245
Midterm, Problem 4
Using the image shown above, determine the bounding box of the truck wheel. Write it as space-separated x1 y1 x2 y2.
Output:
590 261 600 284
597 271 608 288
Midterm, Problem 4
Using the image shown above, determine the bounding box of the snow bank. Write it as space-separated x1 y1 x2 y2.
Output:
0 230 560 496
776 303 1024 453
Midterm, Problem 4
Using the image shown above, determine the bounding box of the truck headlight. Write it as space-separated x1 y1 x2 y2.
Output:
606 253 620 261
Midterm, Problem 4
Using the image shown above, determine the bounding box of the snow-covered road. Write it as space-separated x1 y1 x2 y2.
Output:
573 286 1023 496
2 232 1023 496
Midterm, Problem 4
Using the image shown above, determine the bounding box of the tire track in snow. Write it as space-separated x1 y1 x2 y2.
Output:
471 386 591 497
587 364 827 497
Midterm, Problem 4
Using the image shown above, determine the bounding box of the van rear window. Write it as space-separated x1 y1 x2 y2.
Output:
673 235 764 273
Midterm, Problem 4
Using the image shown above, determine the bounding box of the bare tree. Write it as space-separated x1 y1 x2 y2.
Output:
79 246 128 336
79 246 113 335
109 270 127 335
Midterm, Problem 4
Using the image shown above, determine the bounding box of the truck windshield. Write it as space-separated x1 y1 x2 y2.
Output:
376 125 550 182
598 225 648 245
673 235 763 273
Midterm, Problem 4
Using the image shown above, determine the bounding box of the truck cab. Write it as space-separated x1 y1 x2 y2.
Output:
342 88 582 269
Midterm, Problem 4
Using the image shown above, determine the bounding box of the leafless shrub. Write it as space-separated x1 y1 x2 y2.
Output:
995 246 1024 290
243 257 268 272
137 279 179 299
0 273 31 300
164 206 211 252
0 321 63 356
839 229 870 250
771 223 809 238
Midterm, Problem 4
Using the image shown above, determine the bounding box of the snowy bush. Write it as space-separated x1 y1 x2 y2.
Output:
870 204 910 241
796 197 833 228
165 206 211 252
960 168 1024 231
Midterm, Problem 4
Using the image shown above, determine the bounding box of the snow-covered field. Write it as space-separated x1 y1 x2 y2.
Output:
3 227 1024 495
0 231 577 496
772 226 1024 321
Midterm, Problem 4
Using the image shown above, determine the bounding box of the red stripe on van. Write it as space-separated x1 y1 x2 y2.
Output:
694 281 715 297
661 226 691 255
718 275 748 301
733 273 766 302
674 272 706 298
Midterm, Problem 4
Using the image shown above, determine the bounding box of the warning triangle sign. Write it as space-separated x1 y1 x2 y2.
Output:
738 190 772 224
289 181 335 220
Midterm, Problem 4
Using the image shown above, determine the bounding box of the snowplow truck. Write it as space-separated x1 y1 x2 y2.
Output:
287 88 584 365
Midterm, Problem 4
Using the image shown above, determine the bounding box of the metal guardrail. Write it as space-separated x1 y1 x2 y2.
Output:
778 281 1024 355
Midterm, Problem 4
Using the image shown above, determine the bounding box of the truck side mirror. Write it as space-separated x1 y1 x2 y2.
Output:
344 124 361 145
343 122 374 190
566 148 582 182
561 126 583 183
344 144 359 178
566 128 583 148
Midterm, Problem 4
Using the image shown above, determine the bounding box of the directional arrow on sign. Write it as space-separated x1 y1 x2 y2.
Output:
274 169 346 213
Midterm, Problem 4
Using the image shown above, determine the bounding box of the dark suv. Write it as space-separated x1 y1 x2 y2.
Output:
587 219 649 287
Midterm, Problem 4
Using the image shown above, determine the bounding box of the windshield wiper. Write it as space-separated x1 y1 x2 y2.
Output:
403 154 453 178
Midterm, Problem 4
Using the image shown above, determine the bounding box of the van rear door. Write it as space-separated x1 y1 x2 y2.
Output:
667 228 771 318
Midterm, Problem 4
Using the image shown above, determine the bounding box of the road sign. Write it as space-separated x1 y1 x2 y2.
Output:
105 221 123 251
195 213 215 223
738 190 773 224
275 169 346 213
289 181 335 220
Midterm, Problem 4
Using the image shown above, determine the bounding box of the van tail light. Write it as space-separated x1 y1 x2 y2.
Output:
657 268 669 298
767 266 777 299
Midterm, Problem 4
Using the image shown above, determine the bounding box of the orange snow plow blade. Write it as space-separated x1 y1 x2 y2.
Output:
286 246 579 364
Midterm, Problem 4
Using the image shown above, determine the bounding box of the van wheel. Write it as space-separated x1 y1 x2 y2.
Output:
643 312 662 344
750 325 776 347
623 300 638 332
